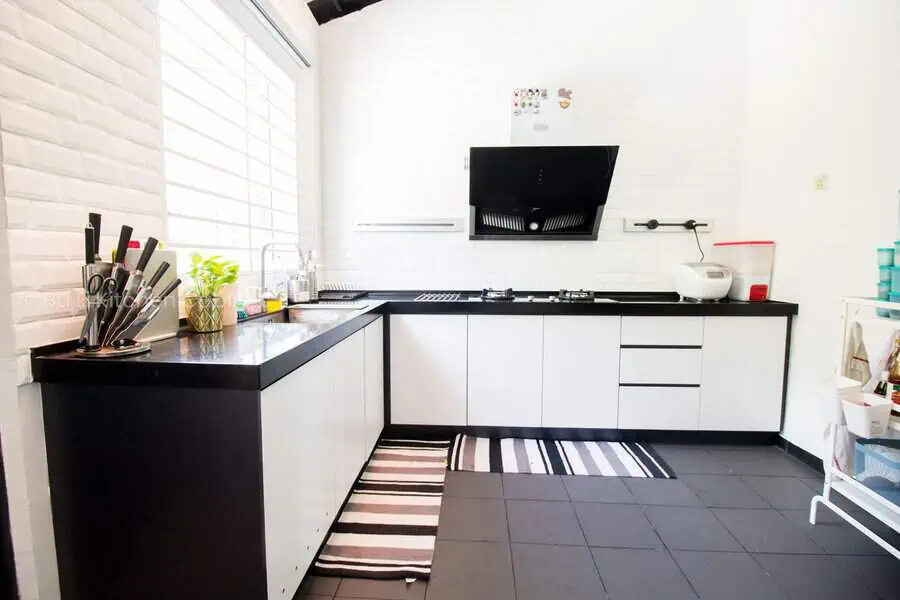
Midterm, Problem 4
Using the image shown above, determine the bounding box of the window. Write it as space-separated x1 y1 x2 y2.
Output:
159 0 301 278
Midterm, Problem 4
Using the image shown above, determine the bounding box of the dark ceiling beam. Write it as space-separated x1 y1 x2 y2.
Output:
308 0 385 25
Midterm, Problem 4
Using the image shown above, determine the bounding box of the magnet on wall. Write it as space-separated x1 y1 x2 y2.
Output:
558 88 573 109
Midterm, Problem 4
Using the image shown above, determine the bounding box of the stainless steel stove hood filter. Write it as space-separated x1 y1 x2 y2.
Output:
468 145 619 241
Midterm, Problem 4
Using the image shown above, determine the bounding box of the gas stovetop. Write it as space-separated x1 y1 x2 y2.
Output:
553 289 595 303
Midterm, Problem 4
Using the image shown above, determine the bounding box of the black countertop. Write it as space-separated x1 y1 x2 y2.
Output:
32 292 797 390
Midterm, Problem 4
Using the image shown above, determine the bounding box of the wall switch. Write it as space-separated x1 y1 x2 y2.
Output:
814 173 828 190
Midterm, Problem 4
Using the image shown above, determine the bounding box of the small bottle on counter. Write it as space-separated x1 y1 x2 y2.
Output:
874 371 889 396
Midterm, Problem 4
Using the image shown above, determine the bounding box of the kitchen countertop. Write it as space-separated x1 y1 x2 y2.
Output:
32 292 798 390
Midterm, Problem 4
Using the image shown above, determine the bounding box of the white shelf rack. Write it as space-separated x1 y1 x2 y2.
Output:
810 296 900 559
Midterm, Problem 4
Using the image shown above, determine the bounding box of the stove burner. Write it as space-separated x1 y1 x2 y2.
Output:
555 289 595 302
480 288 515 302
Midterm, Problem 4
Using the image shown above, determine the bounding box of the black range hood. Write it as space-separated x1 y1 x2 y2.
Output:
469 145 619 241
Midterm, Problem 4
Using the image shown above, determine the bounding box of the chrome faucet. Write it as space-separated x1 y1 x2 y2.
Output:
260 242 307 295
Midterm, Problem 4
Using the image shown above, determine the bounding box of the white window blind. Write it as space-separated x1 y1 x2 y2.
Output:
159 0 301 276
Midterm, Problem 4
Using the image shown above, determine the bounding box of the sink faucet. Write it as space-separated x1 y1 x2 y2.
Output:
260 242 307 295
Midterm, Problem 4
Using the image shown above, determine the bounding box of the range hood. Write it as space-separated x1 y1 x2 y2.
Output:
469 145 619 241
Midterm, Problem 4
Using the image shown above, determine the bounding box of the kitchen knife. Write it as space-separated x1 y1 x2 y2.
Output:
88 212 101 261
103 237 158 345
97 225 133 343
114 278 181 343
83 226 95 265
108 261 169 342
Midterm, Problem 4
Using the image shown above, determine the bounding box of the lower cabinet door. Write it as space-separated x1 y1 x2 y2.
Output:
364 318 385 455
542 316 621 428
467 315 543 427
617 386 700 430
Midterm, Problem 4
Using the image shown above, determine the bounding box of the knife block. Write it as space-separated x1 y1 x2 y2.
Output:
124 249 179 343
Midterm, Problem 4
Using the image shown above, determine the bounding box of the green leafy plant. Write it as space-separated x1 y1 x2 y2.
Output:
187 253 240 298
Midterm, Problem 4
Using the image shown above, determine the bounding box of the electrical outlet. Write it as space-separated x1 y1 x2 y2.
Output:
623 218 714 233
814 173 828 190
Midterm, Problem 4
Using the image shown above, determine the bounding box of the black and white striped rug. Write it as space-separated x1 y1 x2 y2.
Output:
449 434 674 479
313 439 449 580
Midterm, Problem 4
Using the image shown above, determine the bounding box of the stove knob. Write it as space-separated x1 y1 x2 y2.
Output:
529 221 539 231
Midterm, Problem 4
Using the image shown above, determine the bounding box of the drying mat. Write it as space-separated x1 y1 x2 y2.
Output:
449 434 674 479
313 439 449 580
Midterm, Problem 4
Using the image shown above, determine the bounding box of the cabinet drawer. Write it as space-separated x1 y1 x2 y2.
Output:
621 317 704 346
619 348 702 385
618 386 700 430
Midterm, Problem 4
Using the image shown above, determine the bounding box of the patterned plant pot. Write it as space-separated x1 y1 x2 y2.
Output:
185 295 224 333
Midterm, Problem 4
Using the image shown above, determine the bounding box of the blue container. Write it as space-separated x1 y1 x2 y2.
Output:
878 283 892 317
854 440 900 505
888 292 900 318
891 267 900 292
880 266 894 284
878 247 895 267
895 241 900 266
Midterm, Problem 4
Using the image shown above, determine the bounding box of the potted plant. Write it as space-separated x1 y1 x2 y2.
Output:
185 253 240 333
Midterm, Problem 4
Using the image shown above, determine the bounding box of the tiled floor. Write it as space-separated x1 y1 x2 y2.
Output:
296 445 900 600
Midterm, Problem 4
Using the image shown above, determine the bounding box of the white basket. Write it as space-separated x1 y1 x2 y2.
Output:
822 375 862 425
842 393 893 438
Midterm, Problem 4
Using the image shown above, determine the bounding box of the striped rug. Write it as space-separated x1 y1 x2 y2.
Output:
312 439 449 580
448 434 674 479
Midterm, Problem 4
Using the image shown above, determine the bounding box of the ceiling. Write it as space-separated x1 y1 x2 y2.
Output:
307 0 387 25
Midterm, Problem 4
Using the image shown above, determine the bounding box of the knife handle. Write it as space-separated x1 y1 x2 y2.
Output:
136 237 158 272
155 278 181 303
114 225 133 265
84 226 95 265
88 213 101 255
147 261 170 289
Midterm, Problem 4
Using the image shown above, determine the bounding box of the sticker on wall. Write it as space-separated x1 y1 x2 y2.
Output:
558 88 573 109
511 88 547 118
511 86 576 145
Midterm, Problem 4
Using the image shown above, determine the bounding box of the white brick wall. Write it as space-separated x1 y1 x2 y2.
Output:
0 0 164 384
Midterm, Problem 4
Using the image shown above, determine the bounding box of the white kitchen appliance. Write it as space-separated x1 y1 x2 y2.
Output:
674 263 733 301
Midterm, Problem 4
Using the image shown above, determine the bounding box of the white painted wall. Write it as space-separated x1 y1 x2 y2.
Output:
319 0 748 290
741 0 900 457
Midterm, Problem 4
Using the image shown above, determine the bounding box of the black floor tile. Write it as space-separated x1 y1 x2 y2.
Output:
708 450 817 477
780 509 888 555
336 578 426 599
713 508 822 554
679 474 771 509
753 553 880 600
443 472 503 499
591 547 698 600
830 554 900 600
642 505 743 551
507 500 586 545
512 544 606 600
741 475 817 510
652 447 732 475
436 497 508 542
623 478 702 506
300 577 342 597
573 502 661 548
426 541 514 600
672 550 786 600
562 476 635 503
501 474 569 501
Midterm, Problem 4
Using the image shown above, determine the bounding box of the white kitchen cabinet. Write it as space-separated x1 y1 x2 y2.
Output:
621 316 704 346
333 330 366 507
260 350 335 600
618 386 701 430
700 317 787 431
364 318 385 454
390 314 468 426
542 316 621 428
467 315 543 427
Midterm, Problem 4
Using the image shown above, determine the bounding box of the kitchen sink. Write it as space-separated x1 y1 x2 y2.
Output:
287 303 369 324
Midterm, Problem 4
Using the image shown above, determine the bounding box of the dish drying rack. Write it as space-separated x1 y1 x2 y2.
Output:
809 296 900 559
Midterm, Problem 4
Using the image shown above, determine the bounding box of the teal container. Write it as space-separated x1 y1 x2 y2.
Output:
880 266 893 284
878 283 892 317
879 247 895 267
895 241 900 266
888 292 900 318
